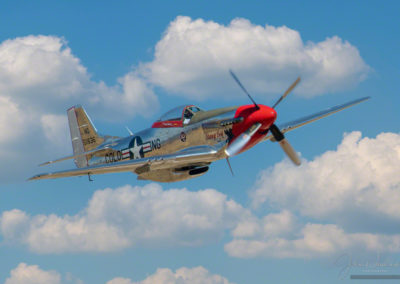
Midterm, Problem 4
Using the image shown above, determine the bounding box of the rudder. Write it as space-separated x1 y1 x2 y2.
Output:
67 105 104 168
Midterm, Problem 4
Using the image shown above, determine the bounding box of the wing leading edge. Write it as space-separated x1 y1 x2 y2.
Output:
263 96 370 141
29 144 224 181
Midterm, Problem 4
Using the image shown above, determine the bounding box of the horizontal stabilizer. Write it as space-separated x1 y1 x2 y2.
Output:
39 146 112 166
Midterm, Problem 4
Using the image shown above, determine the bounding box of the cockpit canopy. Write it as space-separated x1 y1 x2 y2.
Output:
153 105 203 128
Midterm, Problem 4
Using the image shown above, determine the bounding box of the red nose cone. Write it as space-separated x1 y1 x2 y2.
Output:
258 105 277 130
233 104 277 136
231 104 278 154
267 107 277 122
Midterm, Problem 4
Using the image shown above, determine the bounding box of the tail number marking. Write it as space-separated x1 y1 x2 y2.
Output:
82 136 96 146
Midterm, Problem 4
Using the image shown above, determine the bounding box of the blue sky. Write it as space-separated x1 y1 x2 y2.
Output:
0 1 399 283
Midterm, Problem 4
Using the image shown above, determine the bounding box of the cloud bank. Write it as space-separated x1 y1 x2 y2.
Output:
0 35 157 181
4 263 233 284
0 35 158 118
251 131 400 230
5 263 62 284
0 183 249 253
107 266 234 284
225 131 400 258
226 213 400 259
141 16 369 99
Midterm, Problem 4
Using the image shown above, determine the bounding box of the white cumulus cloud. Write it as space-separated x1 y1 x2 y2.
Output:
107 266 234 284
225 222 400 259
251 131 400 232
0 97 26 144
5 263 61 284
40 114 69 146
0 183 249 253
0 35 158 181
2 179 400 259
0 35 158 117
231 210 298 239
4 264 233 284
222 131 400 259
141 16 369 100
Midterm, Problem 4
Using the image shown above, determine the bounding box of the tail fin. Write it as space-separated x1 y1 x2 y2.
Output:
67 105 104 168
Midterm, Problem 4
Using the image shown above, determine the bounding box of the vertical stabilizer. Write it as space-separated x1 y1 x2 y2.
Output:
67 105 104 168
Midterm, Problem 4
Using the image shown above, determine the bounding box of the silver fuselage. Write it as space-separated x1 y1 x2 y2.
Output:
88 107 238 171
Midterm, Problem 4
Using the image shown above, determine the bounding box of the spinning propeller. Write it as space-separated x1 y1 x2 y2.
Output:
226 70 301 166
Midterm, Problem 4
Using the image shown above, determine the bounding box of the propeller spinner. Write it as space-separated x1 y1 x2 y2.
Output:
227 70 301 166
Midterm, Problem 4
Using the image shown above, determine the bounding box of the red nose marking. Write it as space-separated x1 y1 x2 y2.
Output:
233 104 276 136
231 104 277 154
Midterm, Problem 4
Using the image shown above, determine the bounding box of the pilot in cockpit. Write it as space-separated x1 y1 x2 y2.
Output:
183 106 201 124
183 108 193 124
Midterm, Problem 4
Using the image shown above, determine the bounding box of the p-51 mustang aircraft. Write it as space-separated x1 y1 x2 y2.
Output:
30 71 369 182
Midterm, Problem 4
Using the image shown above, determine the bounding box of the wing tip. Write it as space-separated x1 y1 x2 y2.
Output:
28 173 51 181
27 175 39 181
347 96 371 107
359 96 371 102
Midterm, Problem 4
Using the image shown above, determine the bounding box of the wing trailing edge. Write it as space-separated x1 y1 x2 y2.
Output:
29 144 224 181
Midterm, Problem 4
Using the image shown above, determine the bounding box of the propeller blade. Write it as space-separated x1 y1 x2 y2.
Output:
229 69 259 109
269 124 301 166
278 139 301 166
272 77 301 109
225 123 262 157
226 157 234 176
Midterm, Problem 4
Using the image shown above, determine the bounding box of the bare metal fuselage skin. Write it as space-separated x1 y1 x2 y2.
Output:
87 107 238 182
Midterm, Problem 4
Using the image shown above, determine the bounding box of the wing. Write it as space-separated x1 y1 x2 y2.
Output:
263 96 370 141
29 144 225 180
